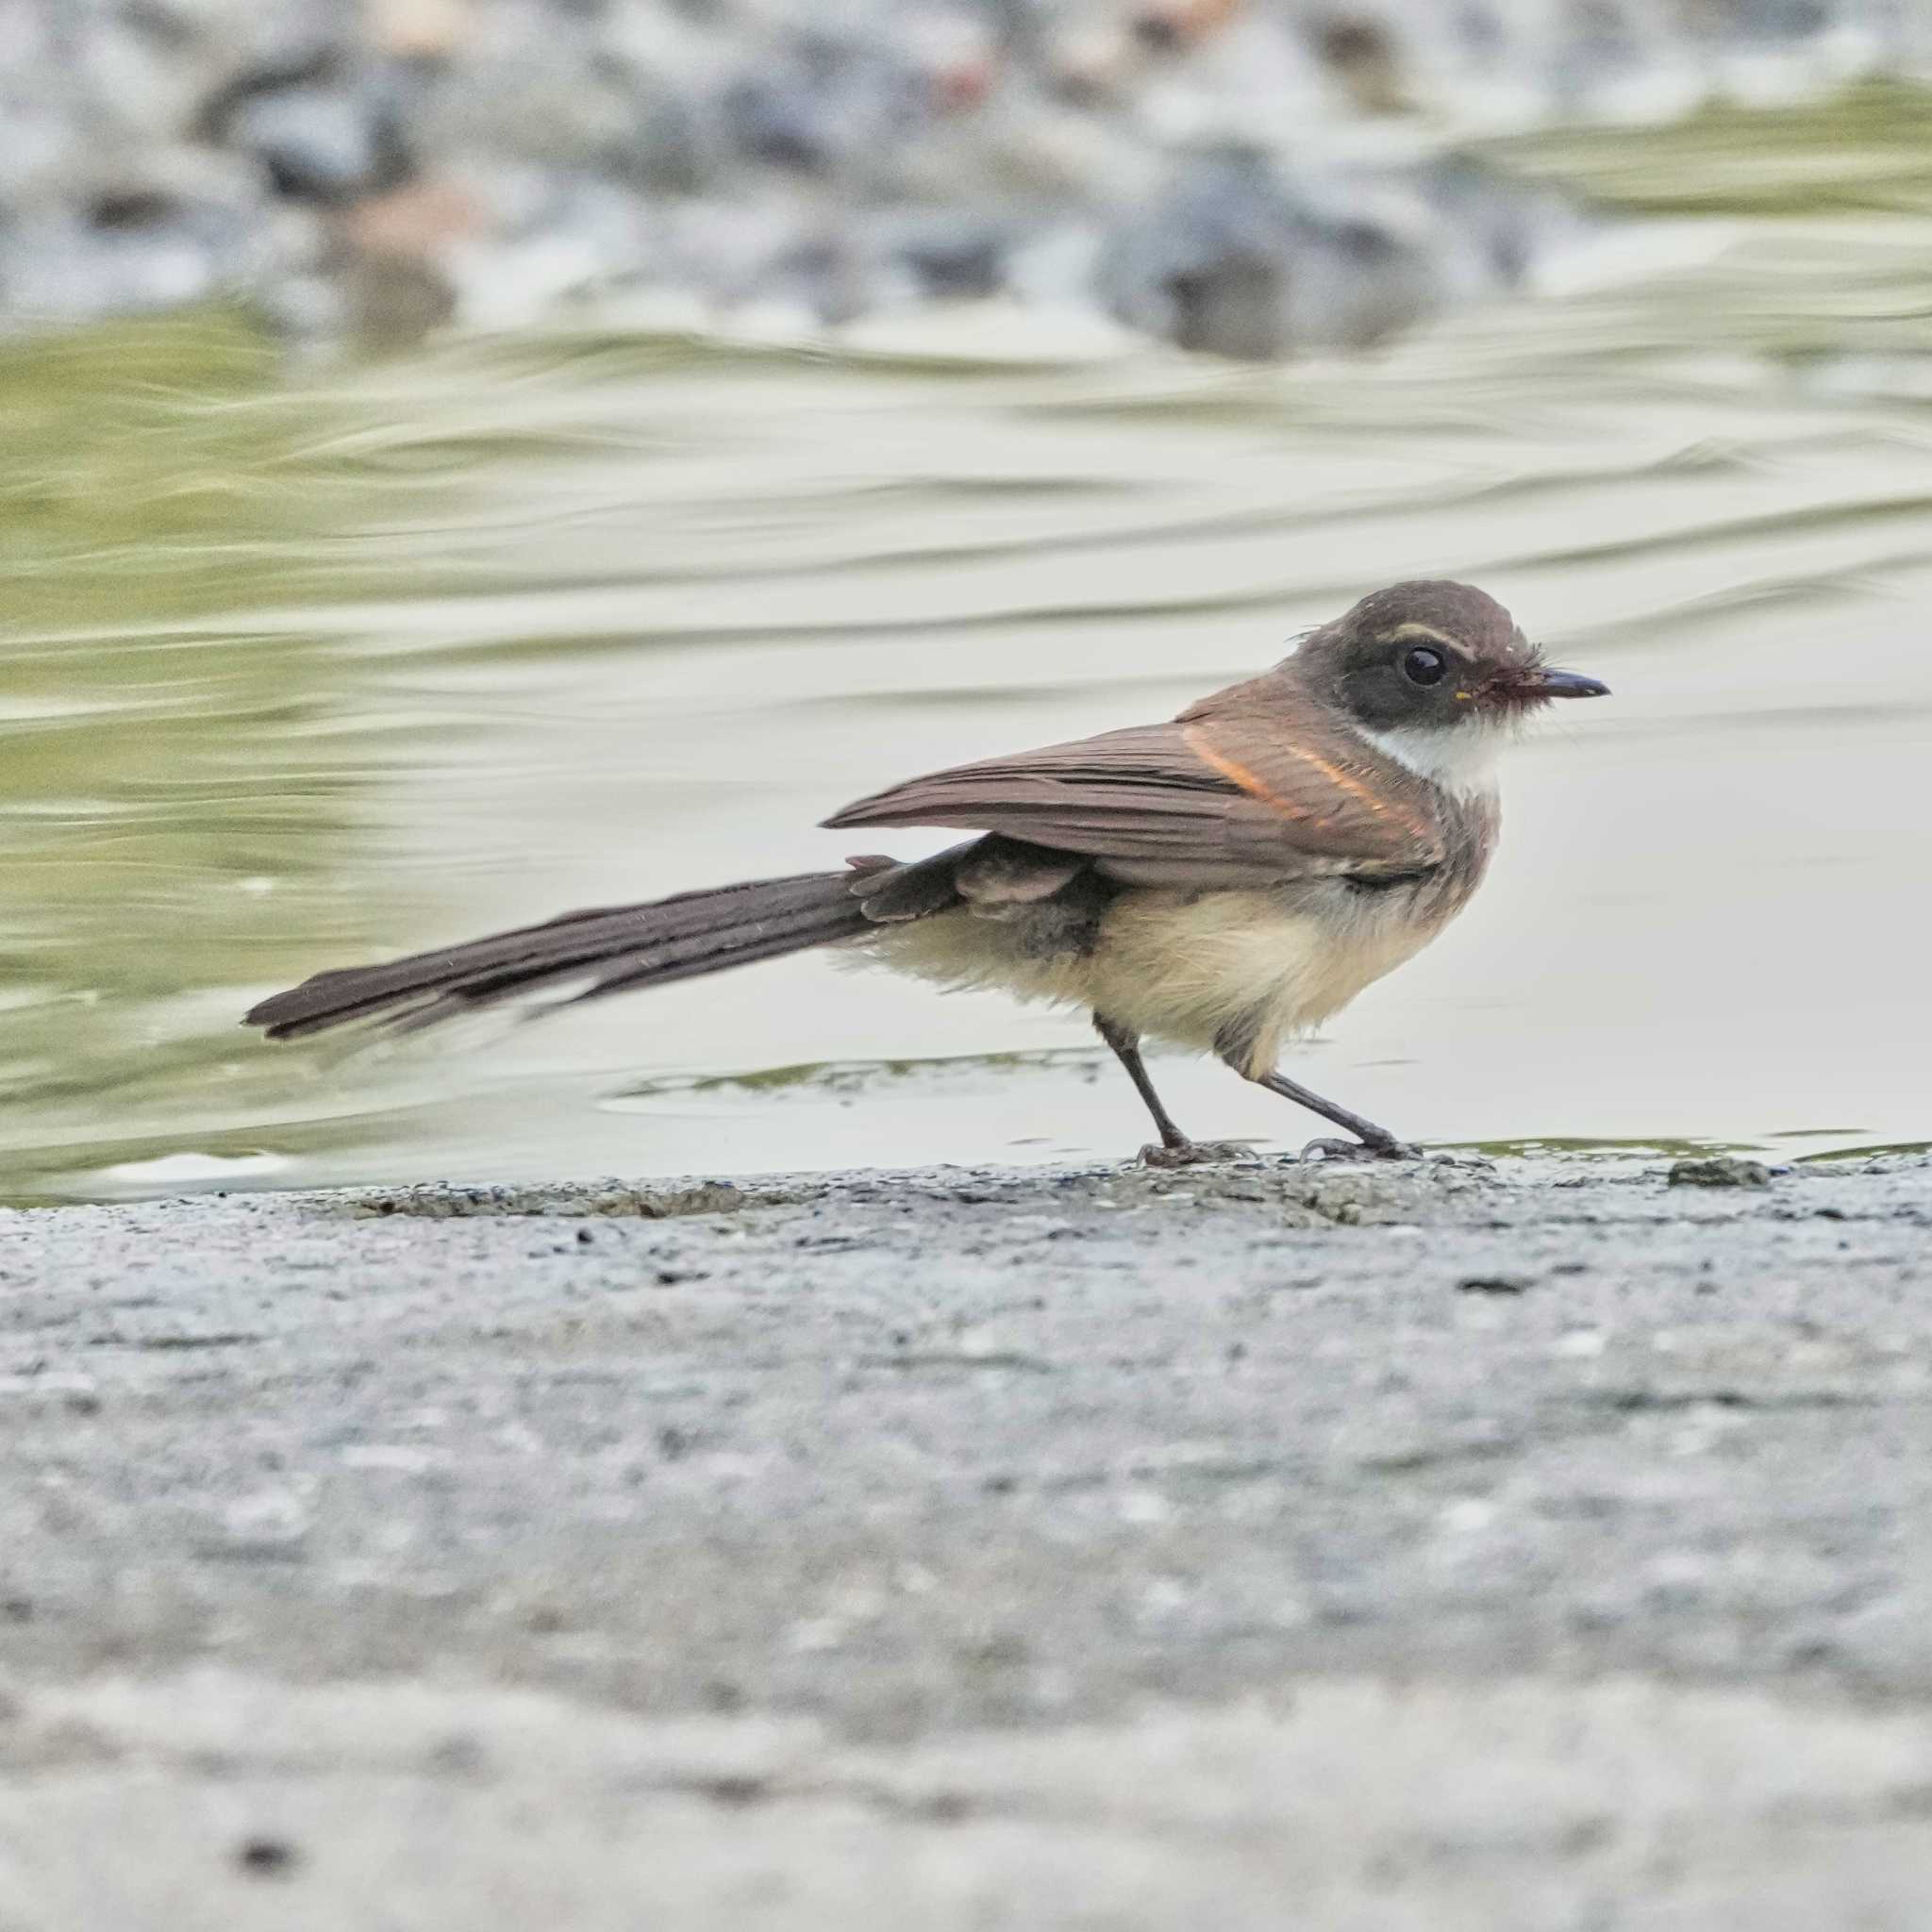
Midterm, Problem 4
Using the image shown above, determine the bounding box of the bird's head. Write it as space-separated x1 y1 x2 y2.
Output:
1291 579 1607 788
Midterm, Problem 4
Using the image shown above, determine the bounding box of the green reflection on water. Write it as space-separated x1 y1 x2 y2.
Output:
1796 1141 1932 1164
614 1045 1110 1098
1452 1136 1762 1160
0 313 420 1196
1501 80 1932 218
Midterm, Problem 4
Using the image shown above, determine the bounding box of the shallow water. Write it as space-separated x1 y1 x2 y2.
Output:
4 90 1930 1201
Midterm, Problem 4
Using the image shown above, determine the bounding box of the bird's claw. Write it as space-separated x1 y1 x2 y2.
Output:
1139 1139 1254 1169
1298 1135 1424 1164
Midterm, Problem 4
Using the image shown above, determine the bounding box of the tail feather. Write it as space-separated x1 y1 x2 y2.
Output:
245 870 874 1041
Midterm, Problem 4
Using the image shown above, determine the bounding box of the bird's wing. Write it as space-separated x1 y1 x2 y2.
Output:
823 715 1444 889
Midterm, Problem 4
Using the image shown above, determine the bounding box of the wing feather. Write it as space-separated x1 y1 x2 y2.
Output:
823 713 1444 889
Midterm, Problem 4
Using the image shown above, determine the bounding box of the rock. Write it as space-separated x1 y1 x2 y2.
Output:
1313 13 1412 116
0 146 286 326
369 0 470 60
214 69 418 206
1096 143 1460 360
716 27 932 184
411 3 717 183
1667 1157 1774 1190
323 175 477 341
890 213 1010 301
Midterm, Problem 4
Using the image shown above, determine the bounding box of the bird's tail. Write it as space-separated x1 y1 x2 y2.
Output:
245 870 874 1041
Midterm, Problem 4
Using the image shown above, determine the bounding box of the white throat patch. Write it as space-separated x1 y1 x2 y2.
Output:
1357 721 1507 798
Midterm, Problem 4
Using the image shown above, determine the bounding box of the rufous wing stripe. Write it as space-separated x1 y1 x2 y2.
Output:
1182 724 1437 845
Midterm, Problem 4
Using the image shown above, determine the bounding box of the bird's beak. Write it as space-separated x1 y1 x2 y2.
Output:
1524 668 1609 699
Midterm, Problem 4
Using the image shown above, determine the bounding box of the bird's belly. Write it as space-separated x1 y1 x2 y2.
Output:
1083 888 1438 1068
866 884 1441 1072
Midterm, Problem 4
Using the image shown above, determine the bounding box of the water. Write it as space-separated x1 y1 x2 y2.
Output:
4 90 1929 1202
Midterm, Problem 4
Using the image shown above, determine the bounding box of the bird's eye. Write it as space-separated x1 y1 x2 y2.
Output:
1402 645 1446 686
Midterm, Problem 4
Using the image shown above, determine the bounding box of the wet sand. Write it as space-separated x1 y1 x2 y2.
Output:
1 1151 1928 1926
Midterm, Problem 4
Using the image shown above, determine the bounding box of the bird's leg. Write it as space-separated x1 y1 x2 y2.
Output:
1236 1063 1423 1162
1094 1014 1249 1167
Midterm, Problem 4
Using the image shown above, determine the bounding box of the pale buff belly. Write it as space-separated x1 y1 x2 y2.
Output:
860 884 1446 1076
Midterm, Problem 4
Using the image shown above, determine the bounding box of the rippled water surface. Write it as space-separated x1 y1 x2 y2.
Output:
6 92 1930 1200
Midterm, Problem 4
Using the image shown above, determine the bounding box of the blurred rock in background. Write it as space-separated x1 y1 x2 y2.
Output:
0 0 1924 358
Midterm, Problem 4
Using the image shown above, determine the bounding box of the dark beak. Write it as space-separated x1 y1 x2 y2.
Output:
1526 668 1609 699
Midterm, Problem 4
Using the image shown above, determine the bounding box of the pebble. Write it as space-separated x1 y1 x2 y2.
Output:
1669 1158 1775 1190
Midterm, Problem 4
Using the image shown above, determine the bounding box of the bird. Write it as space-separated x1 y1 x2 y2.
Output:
246 579 1607 1165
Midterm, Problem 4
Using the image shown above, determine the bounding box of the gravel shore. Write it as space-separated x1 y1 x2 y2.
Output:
6 1 1925 355
2 1150 1927 1925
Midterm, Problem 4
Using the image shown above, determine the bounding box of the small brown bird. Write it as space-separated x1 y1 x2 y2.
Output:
248 580 1607 1163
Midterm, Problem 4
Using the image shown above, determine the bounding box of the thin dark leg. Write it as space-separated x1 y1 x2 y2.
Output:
1255 1070 1407 1150
1095 1016 1253 1166
1093 1013 1191 1150
1225 1062 1420 1160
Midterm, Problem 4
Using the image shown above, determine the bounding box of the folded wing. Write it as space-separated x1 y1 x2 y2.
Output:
824 716 1443 889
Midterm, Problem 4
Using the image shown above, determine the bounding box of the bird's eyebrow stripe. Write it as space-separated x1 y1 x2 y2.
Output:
1380 622 1465 652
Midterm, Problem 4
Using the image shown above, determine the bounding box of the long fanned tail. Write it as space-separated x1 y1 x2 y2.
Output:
245 870 874 1041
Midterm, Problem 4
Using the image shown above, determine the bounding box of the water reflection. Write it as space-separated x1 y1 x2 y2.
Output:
3 97 1929 1199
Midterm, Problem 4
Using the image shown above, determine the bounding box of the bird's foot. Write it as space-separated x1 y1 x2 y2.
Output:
1139 1139 1254 1169
1298 1135 1424 1164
